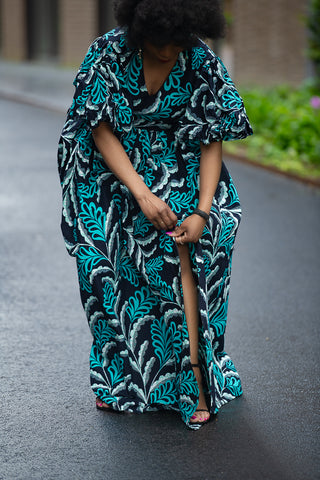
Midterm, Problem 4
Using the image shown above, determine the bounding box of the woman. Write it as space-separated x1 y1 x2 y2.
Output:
57 0 252 429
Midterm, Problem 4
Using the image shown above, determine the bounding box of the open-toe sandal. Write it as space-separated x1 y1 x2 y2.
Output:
190 363 211 426
190 408 211 426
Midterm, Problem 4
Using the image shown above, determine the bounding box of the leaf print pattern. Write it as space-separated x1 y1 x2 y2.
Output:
119 255 140 286
108 354 124 387
145 257 164 277
57 27 252 428
91 70 108 104
221 90 243 110
191 47 207 70
103 282 117 315
76 246 107 293
126 287 158 323
79 201 106 241
150 380 177 405
93 319 116 350
151 317 173 367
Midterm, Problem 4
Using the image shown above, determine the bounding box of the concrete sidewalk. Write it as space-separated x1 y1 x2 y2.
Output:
0 60 76 113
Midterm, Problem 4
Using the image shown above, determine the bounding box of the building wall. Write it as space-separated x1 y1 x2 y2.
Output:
0 0 311 86
1 0 27 60
232 0 309 86
59 0 97 66
26 0 59 60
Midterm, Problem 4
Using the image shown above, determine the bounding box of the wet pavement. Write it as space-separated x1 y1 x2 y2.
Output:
0 60 75 112
0 61 319 480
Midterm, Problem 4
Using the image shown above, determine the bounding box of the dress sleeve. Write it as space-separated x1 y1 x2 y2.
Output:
67 37 133 134
69 64 114 129
176 53 253 145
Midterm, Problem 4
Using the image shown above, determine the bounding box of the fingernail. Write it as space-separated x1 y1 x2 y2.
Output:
166 231 173 235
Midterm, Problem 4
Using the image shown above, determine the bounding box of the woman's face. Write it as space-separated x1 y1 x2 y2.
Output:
144 41 183 63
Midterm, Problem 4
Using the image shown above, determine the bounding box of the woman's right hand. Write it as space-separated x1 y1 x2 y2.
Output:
137 191 178 231
93 124 177 230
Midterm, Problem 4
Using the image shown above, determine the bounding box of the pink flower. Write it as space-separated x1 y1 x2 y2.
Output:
310 96 320 109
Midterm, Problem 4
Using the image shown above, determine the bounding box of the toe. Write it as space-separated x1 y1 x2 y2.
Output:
190 410 210 424
96 398 110 409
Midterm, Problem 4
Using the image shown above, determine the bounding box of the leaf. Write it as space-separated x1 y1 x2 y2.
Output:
126 287 158 323
168 190 193 213
150 380 177 405
93 318 116 350
76 246 107 293
103 282 117 315
142 357 156 386
138 340 149 368
213 364 224 390
128 314 151 353
79 201 106 241
89 345 103 369
225 376 242 397
120 255 140 287
148 274 174 302
111 383 126 396
107 354 124 387
210 299 228 337
91 70 108 105
145 256 164 277
94 387 117 405
150 317 172 366
168 322 182 357
128 355 141 374
127 382 147 402
170 83 193 106
176 370 198 396
133 211 151 236
84 295 99 318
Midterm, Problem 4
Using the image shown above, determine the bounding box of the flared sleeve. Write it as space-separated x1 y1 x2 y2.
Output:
67 34 133 134
176 49 253 145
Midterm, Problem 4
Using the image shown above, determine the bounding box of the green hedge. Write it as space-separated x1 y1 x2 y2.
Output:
225 84 320 180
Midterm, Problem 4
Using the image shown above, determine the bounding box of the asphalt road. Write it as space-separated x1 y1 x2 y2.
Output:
0 99 319 480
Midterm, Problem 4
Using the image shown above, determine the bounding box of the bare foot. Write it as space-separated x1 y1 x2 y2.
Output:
190 364 210 424
96 398 111 410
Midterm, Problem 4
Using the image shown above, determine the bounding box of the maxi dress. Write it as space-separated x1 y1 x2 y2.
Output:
57 27 252 429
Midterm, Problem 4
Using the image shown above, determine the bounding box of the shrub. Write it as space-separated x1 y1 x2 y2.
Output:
225 83 320 179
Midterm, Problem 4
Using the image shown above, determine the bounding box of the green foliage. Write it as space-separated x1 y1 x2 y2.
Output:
224 84 320 180
307 0 320 83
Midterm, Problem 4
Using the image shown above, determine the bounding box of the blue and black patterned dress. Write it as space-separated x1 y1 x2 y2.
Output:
57 27 252 429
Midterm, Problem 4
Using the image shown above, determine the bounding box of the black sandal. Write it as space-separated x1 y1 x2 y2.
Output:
190 363 211 425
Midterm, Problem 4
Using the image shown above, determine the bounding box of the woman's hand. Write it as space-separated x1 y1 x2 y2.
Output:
137 191 178 231
168 214 207 244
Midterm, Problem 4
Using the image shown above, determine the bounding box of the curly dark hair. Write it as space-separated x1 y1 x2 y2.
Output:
113 0 226 49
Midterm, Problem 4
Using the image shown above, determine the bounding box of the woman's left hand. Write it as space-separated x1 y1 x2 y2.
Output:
168 214 207 245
